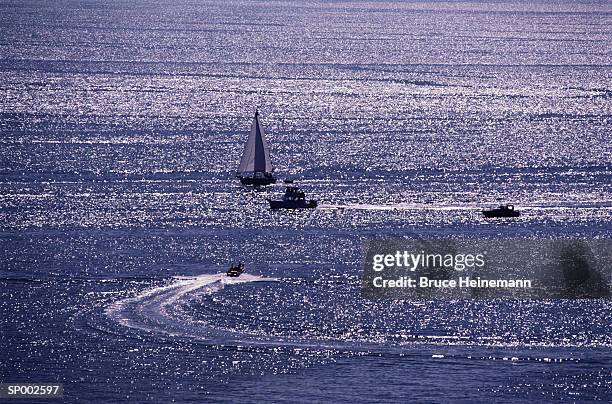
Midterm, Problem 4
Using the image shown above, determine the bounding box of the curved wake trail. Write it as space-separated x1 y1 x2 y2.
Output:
103 274 373 351
105 273 276 341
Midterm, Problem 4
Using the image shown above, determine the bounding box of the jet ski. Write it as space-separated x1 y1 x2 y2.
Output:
226 263 245 277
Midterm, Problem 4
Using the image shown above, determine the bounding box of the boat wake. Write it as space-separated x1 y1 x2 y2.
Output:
105 273 277 342
319 201 612 212
319 203 476 211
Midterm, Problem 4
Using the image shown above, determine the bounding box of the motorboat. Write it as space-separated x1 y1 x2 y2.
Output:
482 204 520 218
268 186 317 209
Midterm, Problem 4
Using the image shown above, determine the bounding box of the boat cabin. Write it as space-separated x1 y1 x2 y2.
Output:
283 186 306 201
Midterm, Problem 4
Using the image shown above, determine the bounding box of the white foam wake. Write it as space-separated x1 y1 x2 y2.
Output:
319 203 482 211
105 273 276 336
319 202 612 211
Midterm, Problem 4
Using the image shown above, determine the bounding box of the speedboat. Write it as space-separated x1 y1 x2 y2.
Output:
482 204 520 218
268 186 317 209
226 263 245 277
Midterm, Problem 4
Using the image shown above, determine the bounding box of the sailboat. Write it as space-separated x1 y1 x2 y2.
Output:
236 109 276 186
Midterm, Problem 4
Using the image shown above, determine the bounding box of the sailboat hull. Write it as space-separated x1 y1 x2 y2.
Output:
238 175 276 186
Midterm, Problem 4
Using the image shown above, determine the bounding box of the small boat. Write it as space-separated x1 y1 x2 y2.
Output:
226 263 245 277
236 110 276 186
268 186 317 209
482 204 520 218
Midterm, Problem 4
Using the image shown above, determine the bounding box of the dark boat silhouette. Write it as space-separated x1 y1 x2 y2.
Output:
226 263 245 277
268 186 317 209
482 204 520 218
236 110 276 186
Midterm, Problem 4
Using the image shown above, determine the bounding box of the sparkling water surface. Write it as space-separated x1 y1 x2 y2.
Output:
1 0 611 402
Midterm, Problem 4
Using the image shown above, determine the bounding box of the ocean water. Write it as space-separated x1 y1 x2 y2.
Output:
1 0 611 402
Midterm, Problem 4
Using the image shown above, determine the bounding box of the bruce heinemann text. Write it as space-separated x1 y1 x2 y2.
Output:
372 276 533 289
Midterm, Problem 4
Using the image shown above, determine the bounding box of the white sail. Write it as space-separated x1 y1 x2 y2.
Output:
237 110 273 175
